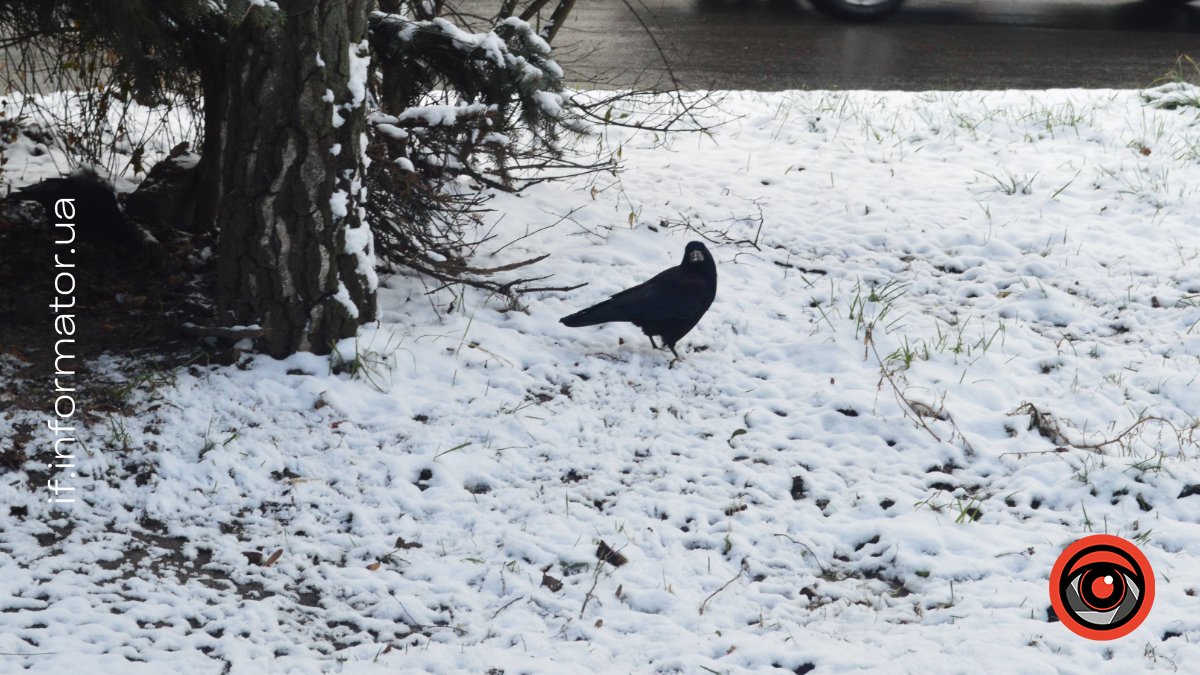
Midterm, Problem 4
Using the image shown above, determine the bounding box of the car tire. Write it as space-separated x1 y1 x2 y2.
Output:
808 0 906 21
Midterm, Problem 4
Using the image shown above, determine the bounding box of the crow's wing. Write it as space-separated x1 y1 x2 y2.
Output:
562 267 711 326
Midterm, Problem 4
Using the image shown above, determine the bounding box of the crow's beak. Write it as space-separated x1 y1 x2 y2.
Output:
688 250 705 263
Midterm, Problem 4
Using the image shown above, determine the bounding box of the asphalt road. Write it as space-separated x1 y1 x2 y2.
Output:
466 0 1200 90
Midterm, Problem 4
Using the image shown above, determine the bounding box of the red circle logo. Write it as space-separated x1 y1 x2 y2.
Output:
1049 534 1155 640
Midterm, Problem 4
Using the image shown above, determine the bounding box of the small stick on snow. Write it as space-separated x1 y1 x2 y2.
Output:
869 335 976 456
579 563 604 619
491 595 524 620
773 534 825 573
699 560 748 615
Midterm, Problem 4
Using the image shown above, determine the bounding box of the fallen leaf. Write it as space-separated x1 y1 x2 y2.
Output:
263 549 282 567
596 540 628 567
541 573 563 592
594 619 603 628
1140 146 1152 156
367 562 381 571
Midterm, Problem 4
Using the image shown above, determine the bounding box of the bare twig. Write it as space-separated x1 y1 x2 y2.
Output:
699 560 748 615
579 562 605 618
491 595 524 620
182 323 266 340
514 282 586 295
615 0 682 93
773 534 825 573
870 338 941 443
491 207 584 256
456 254 550 276
1007 402 1195 459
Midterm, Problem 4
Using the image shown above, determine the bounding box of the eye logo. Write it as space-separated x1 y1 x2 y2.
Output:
1049 534 1154 640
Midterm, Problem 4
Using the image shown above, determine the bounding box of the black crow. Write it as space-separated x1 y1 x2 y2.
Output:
7 170 135 248
560 241 717 361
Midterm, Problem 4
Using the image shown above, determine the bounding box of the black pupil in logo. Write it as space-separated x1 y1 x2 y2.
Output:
1059 544 1144 631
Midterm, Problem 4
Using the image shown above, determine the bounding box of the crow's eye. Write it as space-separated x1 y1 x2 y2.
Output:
1060 546 1145 628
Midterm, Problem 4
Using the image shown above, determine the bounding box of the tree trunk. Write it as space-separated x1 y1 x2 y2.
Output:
216 0 378 359
193 59 226 235
539 0 576 43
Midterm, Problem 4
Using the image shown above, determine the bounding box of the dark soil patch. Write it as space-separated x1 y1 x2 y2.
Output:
0 200 221 481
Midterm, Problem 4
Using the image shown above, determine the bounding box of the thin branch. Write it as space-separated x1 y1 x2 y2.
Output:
699 560 747 615
579 563 604 618
773 534 825 573
869 337 942 444
1007 403 1195 459
182 323 266 340
490 595 524 620
456 254 550 275
514 282 586 295
491 207 583 256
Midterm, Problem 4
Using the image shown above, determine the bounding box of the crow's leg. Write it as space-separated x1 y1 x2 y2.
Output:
667 344 683 368
649 335 660 350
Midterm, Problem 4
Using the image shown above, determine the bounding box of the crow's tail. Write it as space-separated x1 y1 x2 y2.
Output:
7 185 47 204
560 300 628 327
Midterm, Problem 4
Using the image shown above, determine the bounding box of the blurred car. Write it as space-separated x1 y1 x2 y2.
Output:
809 0 1195 21
808 0 904 19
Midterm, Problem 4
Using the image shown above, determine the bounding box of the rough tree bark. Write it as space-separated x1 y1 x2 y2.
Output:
192 59 226 235
216 0 378 359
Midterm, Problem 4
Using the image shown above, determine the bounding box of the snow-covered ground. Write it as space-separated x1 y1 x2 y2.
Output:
4 88 1200 675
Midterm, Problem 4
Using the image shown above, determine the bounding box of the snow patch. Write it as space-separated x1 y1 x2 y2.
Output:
347 39 371 110
331 279 359 319
343 224 379 293
329 188 349 219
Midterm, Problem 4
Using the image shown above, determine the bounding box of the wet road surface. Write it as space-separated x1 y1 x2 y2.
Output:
463 0 1200 90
